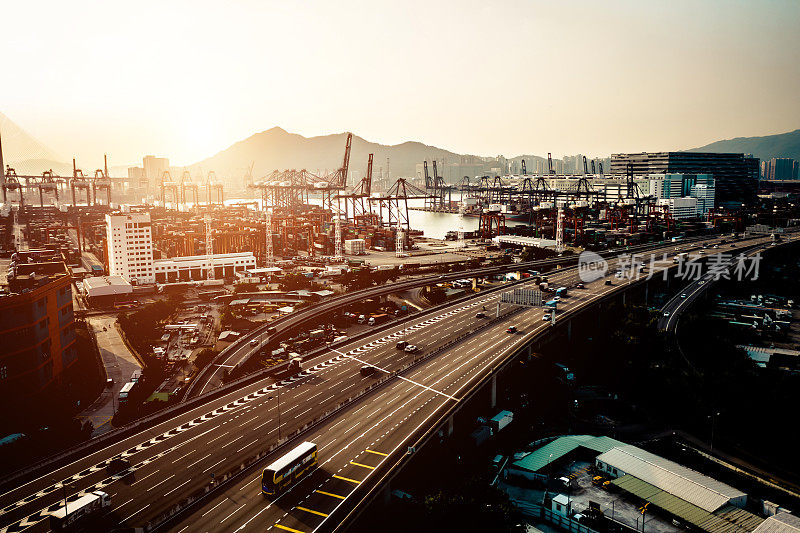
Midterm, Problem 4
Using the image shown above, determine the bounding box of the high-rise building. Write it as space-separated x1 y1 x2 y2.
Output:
762 158 797 180
106 212 154 284
0 259 77 401
127 166 145 182
142 155 170 183
610 152 758 206
690 183 715 216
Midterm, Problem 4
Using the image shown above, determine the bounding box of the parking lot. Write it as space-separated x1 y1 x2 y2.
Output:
555 461 681 533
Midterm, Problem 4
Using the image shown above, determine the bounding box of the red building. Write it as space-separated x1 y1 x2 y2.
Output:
0 260 77 401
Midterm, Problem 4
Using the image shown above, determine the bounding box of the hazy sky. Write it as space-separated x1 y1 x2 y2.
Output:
2 0 799 168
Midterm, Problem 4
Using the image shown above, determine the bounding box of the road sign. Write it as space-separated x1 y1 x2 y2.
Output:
501 288 543 307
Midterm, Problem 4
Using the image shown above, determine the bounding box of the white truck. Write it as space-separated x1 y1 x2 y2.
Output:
49 491 111 530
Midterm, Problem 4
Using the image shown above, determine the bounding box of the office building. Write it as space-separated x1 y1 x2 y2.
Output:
142 155 170 183
691 183 715 215
106 212 155 284
762 158 798 180
127 166 145 183
610 152 758 206
0 259 77 400
660 197 699 219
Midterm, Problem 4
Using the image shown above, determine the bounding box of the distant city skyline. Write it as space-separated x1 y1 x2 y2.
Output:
1 0 799 168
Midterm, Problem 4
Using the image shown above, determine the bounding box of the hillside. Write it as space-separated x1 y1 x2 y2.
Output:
687 129 800 161
0 112 66 172
189 127 473 183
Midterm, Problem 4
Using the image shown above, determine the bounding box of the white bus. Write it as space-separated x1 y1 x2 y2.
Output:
118 382 135 404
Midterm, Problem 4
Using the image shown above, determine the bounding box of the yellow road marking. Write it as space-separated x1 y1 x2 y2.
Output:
350 461 375 470
296 506 329 518
365 449 388 456
316 490 345 500
274 524 306 533
333 474 361 484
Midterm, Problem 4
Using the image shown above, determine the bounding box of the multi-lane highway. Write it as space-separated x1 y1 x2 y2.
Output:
0 235 782 533
189 236 742 396
658 238 794 332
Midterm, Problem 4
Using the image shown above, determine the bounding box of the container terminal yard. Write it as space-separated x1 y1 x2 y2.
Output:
1 129 799 533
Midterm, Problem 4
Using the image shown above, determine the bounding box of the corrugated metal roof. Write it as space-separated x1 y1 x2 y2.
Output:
612 476 762 533
753 513 800 533
511 435 625 473
598 445 746 512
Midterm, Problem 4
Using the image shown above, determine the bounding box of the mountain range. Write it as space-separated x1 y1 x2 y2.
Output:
0 112 71 175
2 111 800 181
187 127 469 183
687 129 800 162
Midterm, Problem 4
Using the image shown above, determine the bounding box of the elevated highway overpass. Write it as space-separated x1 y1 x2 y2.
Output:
189 235 739 395
0 233 791 533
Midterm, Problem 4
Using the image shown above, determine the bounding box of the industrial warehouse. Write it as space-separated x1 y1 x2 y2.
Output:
503 436 793 533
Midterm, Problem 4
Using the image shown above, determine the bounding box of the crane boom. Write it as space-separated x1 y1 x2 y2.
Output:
365 153 373 195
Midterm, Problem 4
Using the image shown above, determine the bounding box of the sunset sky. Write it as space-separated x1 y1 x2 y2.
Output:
2 0 799 168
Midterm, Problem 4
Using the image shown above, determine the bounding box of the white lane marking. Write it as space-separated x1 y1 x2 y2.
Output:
121 503 150 523
186 453 212 469
220 503 246 524
331 349 459 402
203 458 226 473
131 470 159 485
164 479 191 497
146 474 175 492
201 498 228 518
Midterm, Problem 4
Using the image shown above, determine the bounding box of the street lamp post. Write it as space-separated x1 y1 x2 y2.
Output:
709 411 720 451
61 484 69 527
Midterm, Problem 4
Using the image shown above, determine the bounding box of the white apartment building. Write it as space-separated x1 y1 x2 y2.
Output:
106 212 155 284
